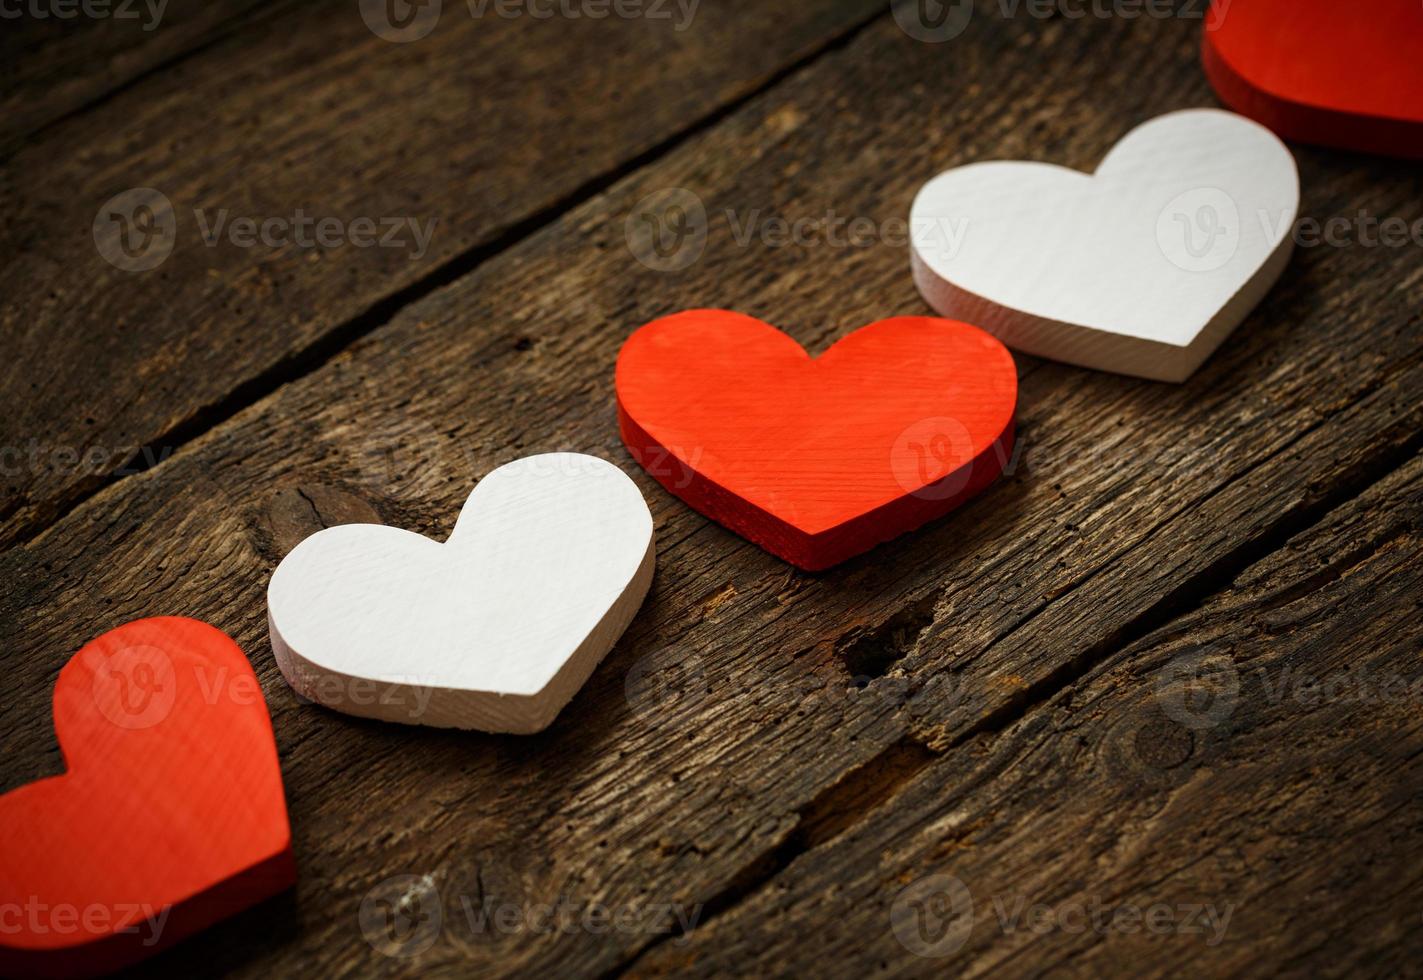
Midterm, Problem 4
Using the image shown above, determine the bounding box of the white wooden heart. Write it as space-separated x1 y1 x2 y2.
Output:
267 453 655 734
909 109 1299 382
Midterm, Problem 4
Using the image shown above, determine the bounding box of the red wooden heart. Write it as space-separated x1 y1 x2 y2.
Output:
1202 0 1423 159
0 618 294 979
616 311 1018 570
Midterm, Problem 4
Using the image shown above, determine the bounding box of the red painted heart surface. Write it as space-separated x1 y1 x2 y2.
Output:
616 311 1018 570
0 618 294 979
1202 0 1423 159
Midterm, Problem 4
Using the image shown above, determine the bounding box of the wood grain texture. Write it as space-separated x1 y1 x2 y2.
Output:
0 0 881 550
616 311 1017 568
268 454 655 733
629 453 1423 977
0 617 293 979
1 1 1419 976
910 109 1299 381
0 0 282 153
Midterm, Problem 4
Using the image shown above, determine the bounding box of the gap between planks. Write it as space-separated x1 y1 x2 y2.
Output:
0 1 890 557
0 0 301 159
603 422 1423 978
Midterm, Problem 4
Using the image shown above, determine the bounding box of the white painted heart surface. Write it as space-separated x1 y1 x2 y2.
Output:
267 454 655 734
910 109 1299 382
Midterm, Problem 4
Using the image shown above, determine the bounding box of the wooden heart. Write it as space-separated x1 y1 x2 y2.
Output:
1202 0 1423 159
615 311 1018 571
0 618 294 979
267 453 655 734
910 109 1299 382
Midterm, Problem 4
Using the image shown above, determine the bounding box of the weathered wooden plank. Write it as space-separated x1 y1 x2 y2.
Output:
1 3 1419 977
0 0 281 152
628 454 1423 977
0 0 881 549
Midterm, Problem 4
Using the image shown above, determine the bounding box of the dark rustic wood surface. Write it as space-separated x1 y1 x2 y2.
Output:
2 1 1419 977
0 0 880 550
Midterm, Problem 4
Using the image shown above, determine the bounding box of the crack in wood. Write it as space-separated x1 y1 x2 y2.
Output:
1255 527 1411 615
1 0 298 158
925 426 1423 755
603 735 940 978
614 430 1423 975
835 591 942 680
0 4 889 559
